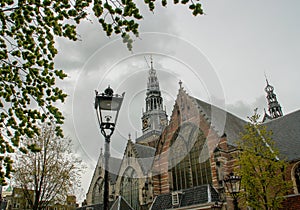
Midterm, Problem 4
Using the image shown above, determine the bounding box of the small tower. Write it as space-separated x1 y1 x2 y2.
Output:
136 57 168 147
264 79 283 120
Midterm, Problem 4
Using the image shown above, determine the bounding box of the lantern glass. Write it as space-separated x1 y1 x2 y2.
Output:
224 172 241 195
95 87 124 132
97 95 123 111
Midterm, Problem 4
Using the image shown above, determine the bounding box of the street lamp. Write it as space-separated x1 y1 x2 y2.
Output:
211 201 222 210
224 172 241 210
95 86 125 210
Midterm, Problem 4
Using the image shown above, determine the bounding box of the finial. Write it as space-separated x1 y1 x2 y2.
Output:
104 85 114 96
150 55 153 69
264 72 269 85
128 133 131 140
179 80 183 89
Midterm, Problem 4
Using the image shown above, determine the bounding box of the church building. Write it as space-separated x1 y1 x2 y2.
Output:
81 62 300 210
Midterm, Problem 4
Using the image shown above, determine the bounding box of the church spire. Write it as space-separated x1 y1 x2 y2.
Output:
146 59 162 111
264 78 283 120
140 57 168 139
147 60 160 96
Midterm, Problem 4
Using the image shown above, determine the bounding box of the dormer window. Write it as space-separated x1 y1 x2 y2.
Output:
172 191 181 206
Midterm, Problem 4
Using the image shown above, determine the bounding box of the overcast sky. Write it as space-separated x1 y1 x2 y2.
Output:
54 0 300 201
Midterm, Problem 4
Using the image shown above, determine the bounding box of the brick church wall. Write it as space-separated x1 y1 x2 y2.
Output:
152 89 234 196
280 194 300 210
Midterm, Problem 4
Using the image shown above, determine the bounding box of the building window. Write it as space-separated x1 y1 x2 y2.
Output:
172 192 180 206
120 167 140 210
169 123 212 191
92 177 104 204
294 163 300 194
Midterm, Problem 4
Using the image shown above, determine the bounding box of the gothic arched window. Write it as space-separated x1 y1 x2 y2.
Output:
169 123 212 191
92 177 104 204
120 167 140 210
293 163 300 194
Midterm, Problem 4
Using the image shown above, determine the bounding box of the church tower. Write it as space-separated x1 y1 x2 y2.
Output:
136 58 168 147
263 79 283 121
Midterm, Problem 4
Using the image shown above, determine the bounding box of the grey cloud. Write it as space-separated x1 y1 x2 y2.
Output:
226 95 267 120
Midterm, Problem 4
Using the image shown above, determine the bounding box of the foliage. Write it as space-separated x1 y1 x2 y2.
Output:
13 124 84 210
0 0 204 183
236 111 292 210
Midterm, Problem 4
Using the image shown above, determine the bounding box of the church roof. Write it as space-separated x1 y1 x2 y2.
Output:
77 201 114 210
193 95 300 161
194 97 247 145
78 196 134 210
108 157 122 184
263 109 300 161
110 196 134 210
136 130 161 143
150 185 219 210
133 143 156 174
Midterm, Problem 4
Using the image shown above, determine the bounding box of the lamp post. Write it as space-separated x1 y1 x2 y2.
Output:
224 172 241 210
95 86 124 210
211 201 222 210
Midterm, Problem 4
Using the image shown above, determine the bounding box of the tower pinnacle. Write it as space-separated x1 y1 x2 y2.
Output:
179 80 182 89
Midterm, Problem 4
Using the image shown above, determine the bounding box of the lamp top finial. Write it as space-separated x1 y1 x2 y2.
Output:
104 85 114 96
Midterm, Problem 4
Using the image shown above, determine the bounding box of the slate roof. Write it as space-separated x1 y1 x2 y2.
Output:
136 130 161 143
263 110 300 161
77 201 114 210
195 96 300 161
77 197 133 210
134 143 156 174
150 184 219 210
194 97 247 145
108 157 122 184
110 196 134 210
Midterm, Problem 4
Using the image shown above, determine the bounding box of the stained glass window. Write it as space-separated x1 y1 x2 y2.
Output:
169 123 212 191
92 177 104 204
120 167 140 210
295 163 300 193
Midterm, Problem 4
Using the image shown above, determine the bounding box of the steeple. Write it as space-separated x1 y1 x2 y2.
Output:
145 59 162 111
264 78 283 120
136 57 168 147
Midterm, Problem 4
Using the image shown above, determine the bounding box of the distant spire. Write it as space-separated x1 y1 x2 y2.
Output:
179 80 183 89
147 57 160 94
264 79 283 120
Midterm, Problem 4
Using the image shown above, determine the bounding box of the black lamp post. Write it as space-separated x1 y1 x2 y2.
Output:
95 86 124 210
224 172 241 210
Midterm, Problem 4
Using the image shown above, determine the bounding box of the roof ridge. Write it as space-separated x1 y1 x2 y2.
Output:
190 95 247 121
263 109 300 125
134 142 156 151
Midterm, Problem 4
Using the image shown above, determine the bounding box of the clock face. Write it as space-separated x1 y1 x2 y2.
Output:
160 118 167 126
143 118 149 129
